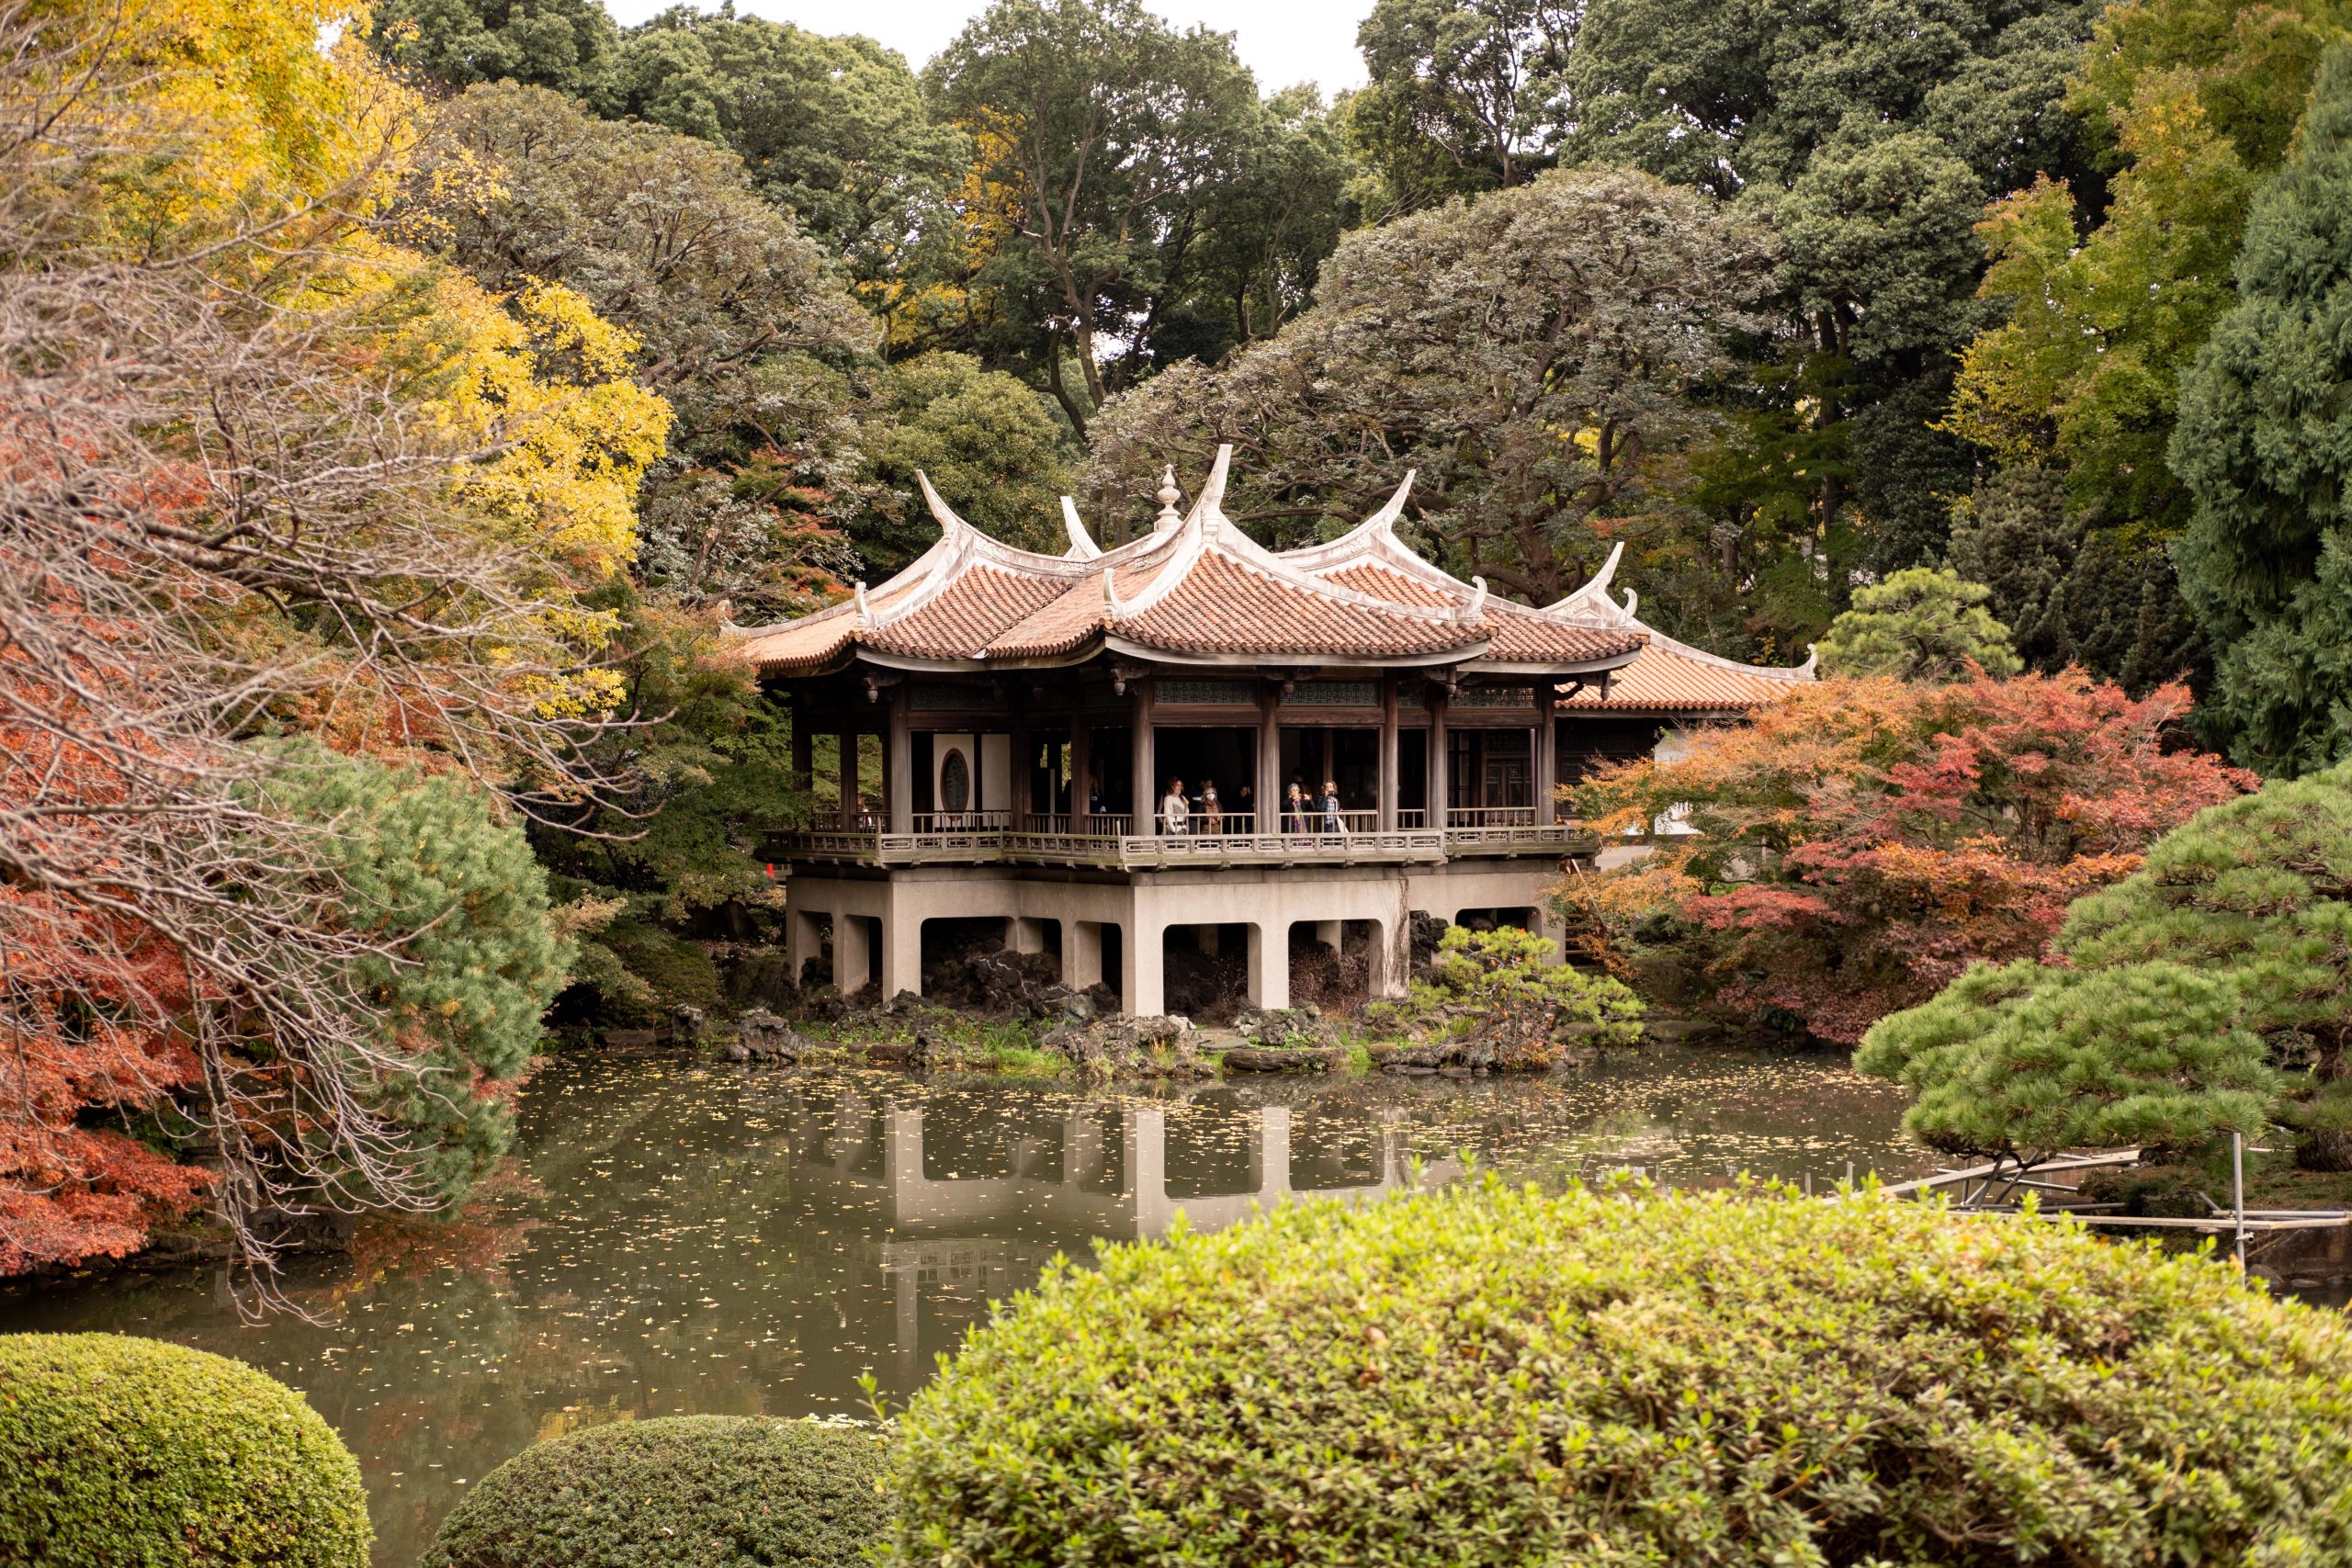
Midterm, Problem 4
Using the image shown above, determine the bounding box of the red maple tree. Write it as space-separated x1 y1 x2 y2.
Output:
1574 671 2258 1043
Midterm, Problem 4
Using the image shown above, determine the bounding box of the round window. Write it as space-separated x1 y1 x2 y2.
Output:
940 748 970 813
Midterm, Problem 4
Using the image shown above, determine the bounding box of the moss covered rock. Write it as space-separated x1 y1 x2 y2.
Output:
897 1181 2352 1565
424 1415 888 1568
0 1333 370 1568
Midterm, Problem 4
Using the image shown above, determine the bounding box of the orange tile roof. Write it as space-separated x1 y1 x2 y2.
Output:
1565 637 1814 711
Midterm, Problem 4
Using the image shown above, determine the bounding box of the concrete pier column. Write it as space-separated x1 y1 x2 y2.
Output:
1367 918 1405 999
1534 905 1567 966
880 908 922 999
835 912 872 994
786 907 824 986
1008 917 1048 954
882 1106 923 1208
1194 924 1219 957
1064 1111 1104 1187
1245 922 1289 1010
1127 1107 1170 1237
1064 920 1103 989
1313 919 1342 954
1122 919 1164 1017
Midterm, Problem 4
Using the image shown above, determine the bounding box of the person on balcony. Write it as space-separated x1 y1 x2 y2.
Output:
1161 777 1190 836
1201 780 1223 834
1284 781 1308 836
1320 779 1347 837
1235 782 1254 831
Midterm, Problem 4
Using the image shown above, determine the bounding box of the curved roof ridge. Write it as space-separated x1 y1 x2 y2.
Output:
1633 622 1816 681
1279 470 1420 570
1060 497 1100 559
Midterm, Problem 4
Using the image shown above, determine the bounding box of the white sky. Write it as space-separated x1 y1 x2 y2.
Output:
599 0 1375 96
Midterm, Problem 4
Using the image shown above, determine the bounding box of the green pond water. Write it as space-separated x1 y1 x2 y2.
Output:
0 1045 1932 1565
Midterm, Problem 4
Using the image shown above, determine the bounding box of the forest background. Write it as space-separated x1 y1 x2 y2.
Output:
13 0 2352 1274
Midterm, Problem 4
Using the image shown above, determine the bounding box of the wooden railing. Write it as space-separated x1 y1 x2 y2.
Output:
775 807 1594 866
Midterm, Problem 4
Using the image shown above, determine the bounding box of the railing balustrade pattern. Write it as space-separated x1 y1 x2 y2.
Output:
779 806 1594 866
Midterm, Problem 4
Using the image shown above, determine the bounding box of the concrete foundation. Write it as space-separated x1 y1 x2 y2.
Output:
784 860 1571 1016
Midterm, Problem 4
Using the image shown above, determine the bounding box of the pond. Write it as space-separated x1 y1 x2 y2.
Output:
0 1045 1928 1566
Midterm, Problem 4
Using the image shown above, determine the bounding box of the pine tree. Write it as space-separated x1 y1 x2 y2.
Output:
1815 568 2024 682
2171 45 2352 774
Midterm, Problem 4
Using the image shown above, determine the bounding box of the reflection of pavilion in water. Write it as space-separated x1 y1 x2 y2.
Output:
762 1082 1464 1379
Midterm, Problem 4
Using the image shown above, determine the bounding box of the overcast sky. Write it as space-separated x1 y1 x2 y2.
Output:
599 0 1375 96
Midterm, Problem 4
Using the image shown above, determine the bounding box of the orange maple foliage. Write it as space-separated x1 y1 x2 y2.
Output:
1574 671 2258 1043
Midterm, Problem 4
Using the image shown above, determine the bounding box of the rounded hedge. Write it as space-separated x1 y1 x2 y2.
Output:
424 1415 889 1568
0 1333 371 1568
897 1181 2352 1565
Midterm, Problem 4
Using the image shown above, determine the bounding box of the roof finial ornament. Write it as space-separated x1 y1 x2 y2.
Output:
1463 575 1489 625
854 581 871 628
1153 465 1183 532
1102 567 1123 618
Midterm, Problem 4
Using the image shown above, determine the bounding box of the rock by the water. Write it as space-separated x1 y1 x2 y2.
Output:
735 1009 805 1063
1222 1045 1345 1074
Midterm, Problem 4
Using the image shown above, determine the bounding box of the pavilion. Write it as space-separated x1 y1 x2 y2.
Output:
731 446 1810 1015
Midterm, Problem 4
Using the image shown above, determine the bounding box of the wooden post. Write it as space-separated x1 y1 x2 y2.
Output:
838 731 857 829
1428 688 1450 829
1379 676 1400 831
1071 713 1093 824
1534 684 1558 824
1129 678 1155 830
1257 683 1281 832
886 688 912 835
1011 721 1031 830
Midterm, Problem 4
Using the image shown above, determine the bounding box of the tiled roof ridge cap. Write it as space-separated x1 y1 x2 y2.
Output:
1633 623 1818 681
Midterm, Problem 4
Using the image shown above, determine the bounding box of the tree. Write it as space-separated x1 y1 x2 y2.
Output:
596 9 968 296
2 0 655 1273
2058 766 2352 1168
1575 673 2255 1043
2171 45 2352 775
1557 0 2102 581
1945 463 2206 692
406 82 870 618
923 0 1268 434
854 353 1073 570
370 0 619 97
1856 959 2276 1169
1346 0 1576 215
1815 568 2023 682
1082 166 1776 592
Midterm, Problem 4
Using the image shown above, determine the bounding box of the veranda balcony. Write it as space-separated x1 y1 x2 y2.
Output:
774 807 1596 871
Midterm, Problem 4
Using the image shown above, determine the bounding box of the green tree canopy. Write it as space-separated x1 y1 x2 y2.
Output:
1856 958 2277 1168
371 0 620 98
260 743 570 1206
1081 164 1776 595
1816 568 2024 682
2171 43 2352 774
922 0 1272 434
854 352 1073 571
1346 0 1575 215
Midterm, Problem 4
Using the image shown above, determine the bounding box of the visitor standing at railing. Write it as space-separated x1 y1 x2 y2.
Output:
1320 780 1347 837
1285 782 1308 835
1236 782 1254 831
1201 780 1222 834
1161 777 1189 836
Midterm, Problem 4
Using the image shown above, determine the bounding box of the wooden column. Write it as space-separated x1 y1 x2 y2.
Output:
1071 712 1093 822
1257 684 1281 831
1011 720 1031 830
790 716 814 800
1428 689 1450 828
837 732 857 829
1534 684 1559 824
886 688 912 835
1128 678 1155 829
1378 676 1400 831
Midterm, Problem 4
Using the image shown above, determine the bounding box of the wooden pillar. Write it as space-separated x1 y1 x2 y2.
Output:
1428 689 1450 829
791 716 814 801
1378 677 1400 831
1534 686 1559 824
1071 714 1093 823
1129 678 1154 829
838 732 857 829
1011 721 1031 830
1257 684 1281 833
886 688 912 835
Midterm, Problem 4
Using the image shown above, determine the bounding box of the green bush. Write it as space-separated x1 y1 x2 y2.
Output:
0 1333 370 1568
1367 925 1643 1046
424 1415 888 1568
896 1181 2352 1566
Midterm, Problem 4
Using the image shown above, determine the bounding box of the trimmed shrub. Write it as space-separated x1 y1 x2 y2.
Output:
0 1333 370 1568
424 1415 888 1568
897 1181 2352 1566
